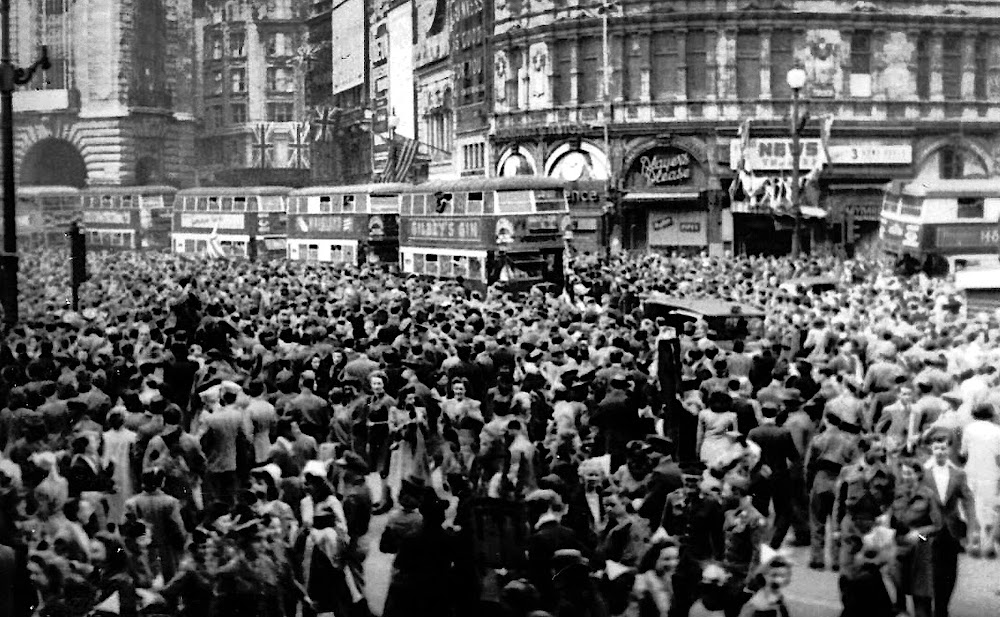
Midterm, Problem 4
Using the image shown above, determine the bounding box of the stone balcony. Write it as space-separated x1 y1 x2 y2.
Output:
492 97 1000 138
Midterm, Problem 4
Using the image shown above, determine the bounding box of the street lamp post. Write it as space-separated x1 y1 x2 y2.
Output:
787 67 806 258
0 0 49 330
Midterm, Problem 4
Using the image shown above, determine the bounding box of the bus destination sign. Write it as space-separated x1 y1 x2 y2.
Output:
407 217 481 242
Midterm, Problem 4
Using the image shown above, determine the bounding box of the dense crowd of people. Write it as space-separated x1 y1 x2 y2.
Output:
0 247 998 617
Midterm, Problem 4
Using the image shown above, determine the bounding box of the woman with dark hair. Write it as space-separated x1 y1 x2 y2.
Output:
889 458 941 617
89 532 139 617
628 537 681 617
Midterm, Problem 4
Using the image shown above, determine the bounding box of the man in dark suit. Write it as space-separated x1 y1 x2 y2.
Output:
637 435 683 526
163 342 199 416
526 489 593 611
748 402 801 549
924 431 978 617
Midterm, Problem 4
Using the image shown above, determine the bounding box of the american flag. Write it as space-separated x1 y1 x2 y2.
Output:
382 135 419 183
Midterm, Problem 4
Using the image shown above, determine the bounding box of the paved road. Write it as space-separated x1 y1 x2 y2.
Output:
359 510 1000 617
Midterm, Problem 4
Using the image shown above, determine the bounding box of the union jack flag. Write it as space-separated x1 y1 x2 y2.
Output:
310 106 338 142
287 122 311 169
251 123 274 169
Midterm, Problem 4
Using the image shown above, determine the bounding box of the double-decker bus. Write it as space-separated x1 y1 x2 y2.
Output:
880 178 1000 275
171 187 291 259
80 186 176 250
286 183 407 265
0 186 81 248
399 177 571 289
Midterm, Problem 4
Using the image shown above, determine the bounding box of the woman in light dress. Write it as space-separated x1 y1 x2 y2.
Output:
102 408 138 525
697 392 738 468
960 403 1000 557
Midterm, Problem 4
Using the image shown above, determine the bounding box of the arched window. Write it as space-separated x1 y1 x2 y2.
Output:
939 146 964 179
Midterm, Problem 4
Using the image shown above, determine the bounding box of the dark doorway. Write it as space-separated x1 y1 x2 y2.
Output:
20 138 87 187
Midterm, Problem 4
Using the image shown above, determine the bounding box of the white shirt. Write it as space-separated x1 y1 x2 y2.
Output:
931 463 951 503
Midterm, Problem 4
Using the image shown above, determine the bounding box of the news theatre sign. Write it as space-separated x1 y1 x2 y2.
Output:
730 139 913 170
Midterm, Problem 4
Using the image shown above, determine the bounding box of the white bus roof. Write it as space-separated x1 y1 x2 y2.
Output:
891 178 1000 199
954 267 1000 291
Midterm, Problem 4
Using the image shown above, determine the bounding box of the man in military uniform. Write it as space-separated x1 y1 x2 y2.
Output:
662 461 724 617
833 435 895 571
805 413 860 570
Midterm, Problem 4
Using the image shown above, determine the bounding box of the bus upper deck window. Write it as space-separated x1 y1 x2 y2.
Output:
957 197 985 218
412 195 426 215
467 192 484 214
320 196 332 213
101 195 113 208
247 196 258 211
220 197 233 212
209 197 222 211
122 195 134 209
401 196 411 215
234 197 247 211
343 195 356 212
196 198 208 211
435 193 453 214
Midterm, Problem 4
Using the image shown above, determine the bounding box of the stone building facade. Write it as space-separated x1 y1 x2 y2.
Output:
11 0 197 188
193 0 311 186
490 0 1000 255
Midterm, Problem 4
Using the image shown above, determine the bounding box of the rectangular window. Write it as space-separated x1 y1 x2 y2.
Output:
737 32 761 100
975 35 989 100
212 71 224 95
651 32 679 101
467 191 484 214
957 197 984 218
578 37 601 103
266 32 291 57
554 40 573 104
940 147 964 179
229 31 246 57
916 33 931 100
210 35 223 60
770 30 795 99
850 31 872 97
943 34 963 100
230 103 247 124
210 105 225 128
686 30 707 99
231 69 247 93
266 67 295 93
267 102 295 122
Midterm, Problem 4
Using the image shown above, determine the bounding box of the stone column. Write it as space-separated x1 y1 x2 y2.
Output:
760 28 773 99
962 34 976 100
706 29 719 101
930 30 944 101
611 29 626 102
676 28 688 102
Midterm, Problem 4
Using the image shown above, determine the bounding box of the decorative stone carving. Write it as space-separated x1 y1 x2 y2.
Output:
797 30 843 98
495 50 509 105
529 42 550 107
878 32 915 98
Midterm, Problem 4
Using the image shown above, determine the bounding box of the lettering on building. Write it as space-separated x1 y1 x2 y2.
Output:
295 215 355 234
568 190 602 204
639 152 692 185
83 211 132 226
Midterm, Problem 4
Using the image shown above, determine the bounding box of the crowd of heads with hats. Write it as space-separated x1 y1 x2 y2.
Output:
0 247 998 617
